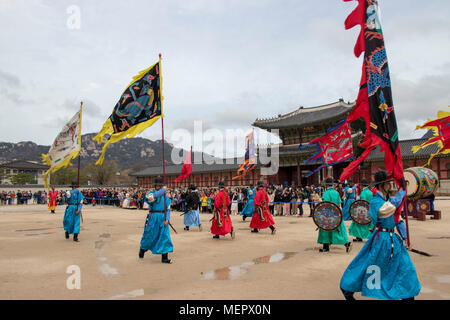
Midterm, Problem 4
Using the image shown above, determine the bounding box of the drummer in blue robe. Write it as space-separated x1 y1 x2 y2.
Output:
63 181 84 242
340 170 421 300
348 179 374 242
317 178 352 253
241 184 256 221
139 177 173 264
183 184 202 231
342 179 357 221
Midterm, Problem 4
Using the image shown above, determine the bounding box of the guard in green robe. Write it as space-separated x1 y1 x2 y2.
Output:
317 178 352 253
348 179 374 242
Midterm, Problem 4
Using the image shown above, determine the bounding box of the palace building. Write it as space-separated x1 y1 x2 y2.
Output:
130 99 450 189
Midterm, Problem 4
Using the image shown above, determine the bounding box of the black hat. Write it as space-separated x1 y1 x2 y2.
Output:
347 178 354 184
189 184 196 190
218 181 225 188
250 183 254 188
153 177 164 186
373 170 393 186
71 181 78 188
360 179 369 186
324 177 334 186
257 181 264 187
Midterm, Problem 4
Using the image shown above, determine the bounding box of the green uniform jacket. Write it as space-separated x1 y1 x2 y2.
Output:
317 188 349 245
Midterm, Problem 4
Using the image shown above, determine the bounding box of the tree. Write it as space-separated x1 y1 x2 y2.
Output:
50 167 89 186
83 160 119 185
11 173 35 185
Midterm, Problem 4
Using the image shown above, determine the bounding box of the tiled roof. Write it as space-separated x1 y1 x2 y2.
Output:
0 160 49 170
252 100 355 130
366 137 441 160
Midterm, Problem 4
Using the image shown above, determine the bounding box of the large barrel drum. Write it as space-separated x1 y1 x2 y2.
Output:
404 167 439 199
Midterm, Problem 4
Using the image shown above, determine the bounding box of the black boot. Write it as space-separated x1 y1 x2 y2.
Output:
213 234 220 239
161 253 172 264
341 288 355 300
184 226 190 231
242 215 246 221
230 228 235 239
319 243 330 252
73 233 79 242
251 228 259 233
65 231 69 239
270 226 276 235
345 242 353 253
139 248 145 259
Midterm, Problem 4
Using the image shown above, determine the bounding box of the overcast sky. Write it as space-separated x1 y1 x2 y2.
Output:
0 0 449 158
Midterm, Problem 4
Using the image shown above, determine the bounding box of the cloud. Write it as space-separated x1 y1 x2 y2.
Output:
393 70 450 123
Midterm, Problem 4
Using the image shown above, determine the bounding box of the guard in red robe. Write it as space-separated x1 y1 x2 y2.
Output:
48 186 58 214
250 181 276 234
210 181 235 239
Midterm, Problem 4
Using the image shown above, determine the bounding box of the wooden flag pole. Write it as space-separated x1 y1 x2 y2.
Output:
159 53 168 222
77 101 83 222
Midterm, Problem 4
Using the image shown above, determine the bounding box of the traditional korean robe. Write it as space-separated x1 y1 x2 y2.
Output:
48 190 58 212
348 187 374 239
241 188 256 218
140 188 173 255
210 189 233 236
63 189 84 235
340 190 421 299
250 188 275 229
317 188 349 245
342 185 357 220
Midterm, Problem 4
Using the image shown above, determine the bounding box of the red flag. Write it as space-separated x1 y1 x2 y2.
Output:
340 0 404 188
174 146 193 182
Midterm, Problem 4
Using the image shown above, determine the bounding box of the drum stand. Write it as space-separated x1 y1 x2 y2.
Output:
406 198 441 221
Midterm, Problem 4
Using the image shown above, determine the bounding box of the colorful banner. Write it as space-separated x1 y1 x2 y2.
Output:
339 0 404 186
412 109 450 165
41 103 82 189
300 120 353 177
174 147 193 183
93 59 163 165
233 131 256 180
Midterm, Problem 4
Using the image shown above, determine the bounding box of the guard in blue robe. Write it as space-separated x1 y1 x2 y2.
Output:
340 170 421 300
183 184 202 231
139 177 173 264
342 180 357 221
241 184 256 221
63 182 84 242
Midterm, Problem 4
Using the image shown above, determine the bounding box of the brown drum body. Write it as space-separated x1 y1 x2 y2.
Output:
404 167 439 199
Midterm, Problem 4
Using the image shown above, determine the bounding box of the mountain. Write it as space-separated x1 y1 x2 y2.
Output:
0 133 211 171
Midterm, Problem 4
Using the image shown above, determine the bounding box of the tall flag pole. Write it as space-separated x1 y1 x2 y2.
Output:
158 53 168 222
42 102 83 189
341 0 409 244
93 58 163 165
232 130 256 180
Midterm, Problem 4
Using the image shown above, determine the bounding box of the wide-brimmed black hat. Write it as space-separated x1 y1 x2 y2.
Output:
372 170 393 186
218 181 225 188
71 181 78 188
347 178 354 184
324 177 335 186
189 184 196 190
257 181 264 187
360 179 369 186
153 176 164 186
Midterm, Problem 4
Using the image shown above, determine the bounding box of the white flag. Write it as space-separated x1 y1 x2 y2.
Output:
42 103 82 188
